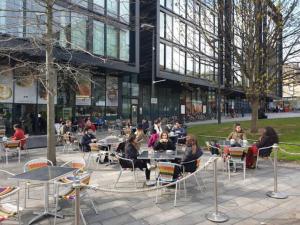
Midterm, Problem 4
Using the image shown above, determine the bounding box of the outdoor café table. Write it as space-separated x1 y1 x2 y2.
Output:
10 166 76 225
137 150 183 161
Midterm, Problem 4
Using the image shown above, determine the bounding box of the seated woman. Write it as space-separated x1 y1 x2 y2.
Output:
148 129 159 148
153 132 176 151
227 123 247 146
11 124 26 149
181 135 203 173
246 126 279 168
125 135 150 181
135 124 146 150
81 127 97 152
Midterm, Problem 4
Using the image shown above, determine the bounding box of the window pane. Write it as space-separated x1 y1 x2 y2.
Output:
187 0 193 20
180 22 186 46
71 12 87 50
0 0 23 37
173 18 180 44
160 0 165 6
120 1 130 23
179 50 185 74
194 57 200 77
93 20 104 55
173 47 180 72
166 0 173 9
160 12 165 38
187 53 193 76
54 5 70 47
120 29 130 61
94 0 105 13
173 0 180 14
160 43 165 68
194 29 199 51
180 0 186 17
107 0 118 18
165 14 172 41
165 45 172 70
106 25 118 58
71 0 88 8
187 25 193 49
26 0 46 37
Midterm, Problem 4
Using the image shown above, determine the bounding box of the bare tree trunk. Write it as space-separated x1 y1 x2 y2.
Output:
46 0 56 165
250 98 259 133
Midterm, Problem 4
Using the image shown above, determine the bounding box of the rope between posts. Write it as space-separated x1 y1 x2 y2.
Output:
80 157 218 194
278 147 300 156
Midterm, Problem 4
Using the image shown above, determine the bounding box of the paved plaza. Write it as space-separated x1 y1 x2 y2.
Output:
1 146 300 225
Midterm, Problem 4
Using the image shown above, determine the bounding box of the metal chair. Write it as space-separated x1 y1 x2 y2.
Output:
23 159 53 208
155 162 184 207
1 140 20 164
54 171 98 225
0 169 21 224
181 157 206 191
256 146 274 168
114 155 138 188
225 147 246 180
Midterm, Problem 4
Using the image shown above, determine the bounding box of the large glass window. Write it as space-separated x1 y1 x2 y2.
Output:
71 12 87 50
165 45 172 70
194 57 200 77
26 0 46 37
120 1 130 23
180 0 186 18
173 0 180 15
194 29 199 51
93 20 105 55
0 0 23 37
180 22 186 46
160 12 165 38
94 0 105 13
165 14 173 41
187 0 194 20
160 43 165 68
173 18 180 44
107 0 118 18
106 25 118 58
120 29 130 61
54 5 70 47
160 0 165 6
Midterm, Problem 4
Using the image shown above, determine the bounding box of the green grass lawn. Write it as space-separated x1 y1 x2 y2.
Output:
188 117 300 162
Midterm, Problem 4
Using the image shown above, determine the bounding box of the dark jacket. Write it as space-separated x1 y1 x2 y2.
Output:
125 143 139 160
182 147 203 172
153 139 176 151
256 136 276 157
81 133 96 152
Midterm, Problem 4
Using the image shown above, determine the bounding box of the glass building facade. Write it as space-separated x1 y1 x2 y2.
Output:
0 0 138 134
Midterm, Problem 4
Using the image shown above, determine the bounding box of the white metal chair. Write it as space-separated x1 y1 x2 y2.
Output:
181 157 206 191
54 171 98 225
155 162 184 207
256 146 274 168
1 140 21 164
23 158 53 208
225 147 246 180
114 155 138 188
0 169 21 224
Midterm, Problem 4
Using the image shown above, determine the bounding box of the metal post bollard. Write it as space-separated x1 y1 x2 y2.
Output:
74 177 81 225
266 144 288 199
206 157 229 223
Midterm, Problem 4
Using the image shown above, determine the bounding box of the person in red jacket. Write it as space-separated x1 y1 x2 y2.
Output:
12 124 26 149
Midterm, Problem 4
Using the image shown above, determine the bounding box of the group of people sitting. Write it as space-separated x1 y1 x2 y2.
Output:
225 123 279 168
121 120 202 183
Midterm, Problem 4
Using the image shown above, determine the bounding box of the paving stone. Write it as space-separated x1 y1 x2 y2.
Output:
144 208 185 225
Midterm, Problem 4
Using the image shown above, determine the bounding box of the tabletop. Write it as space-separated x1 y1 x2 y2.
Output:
138 150 183 160
10 166 76 183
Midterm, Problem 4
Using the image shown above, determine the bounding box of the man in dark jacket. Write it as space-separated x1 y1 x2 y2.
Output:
81 128 97 152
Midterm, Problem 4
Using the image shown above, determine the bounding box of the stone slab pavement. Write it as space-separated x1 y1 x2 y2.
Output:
1 147 300 225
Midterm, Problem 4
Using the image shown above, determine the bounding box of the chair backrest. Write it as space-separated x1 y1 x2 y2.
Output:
157 162 176 182
70 158 86 170
228 147 245 158
5 140 20 148
0 129 5 137
89 143 99 151
24 159 53 172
